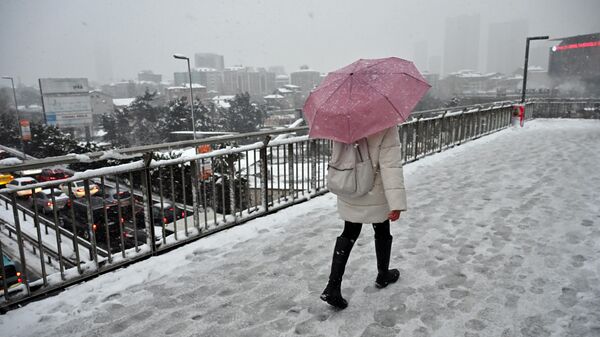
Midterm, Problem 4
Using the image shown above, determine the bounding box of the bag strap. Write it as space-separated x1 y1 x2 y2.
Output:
354 138 370 163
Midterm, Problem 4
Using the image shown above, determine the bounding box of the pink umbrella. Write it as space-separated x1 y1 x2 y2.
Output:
303 57 430 144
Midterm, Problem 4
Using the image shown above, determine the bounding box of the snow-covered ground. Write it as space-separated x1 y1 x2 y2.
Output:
1 119 599 337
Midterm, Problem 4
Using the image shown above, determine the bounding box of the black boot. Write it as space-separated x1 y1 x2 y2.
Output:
374 237 400 288
321 236 355 309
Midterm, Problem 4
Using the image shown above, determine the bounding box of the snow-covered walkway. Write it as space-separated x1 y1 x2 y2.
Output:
2 119 600 337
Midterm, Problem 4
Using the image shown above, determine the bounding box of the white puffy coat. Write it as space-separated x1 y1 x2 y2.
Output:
336 126 407 223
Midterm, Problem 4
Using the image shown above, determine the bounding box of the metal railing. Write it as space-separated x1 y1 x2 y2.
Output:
530 98 600 119
0 99 590 310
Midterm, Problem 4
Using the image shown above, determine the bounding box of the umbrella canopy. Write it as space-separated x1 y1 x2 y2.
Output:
303 57 430 144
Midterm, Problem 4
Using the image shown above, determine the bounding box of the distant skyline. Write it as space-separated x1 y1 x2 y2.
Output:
1 0 599 86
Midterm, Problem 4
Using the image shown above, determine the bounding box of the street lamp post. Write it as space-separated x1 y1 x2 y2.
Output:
173 54 197 141
521 36 549 103
2 76 26 159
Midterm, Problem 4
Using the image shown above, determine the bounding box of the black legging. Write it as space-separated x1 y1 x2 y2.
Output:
341 220 392 242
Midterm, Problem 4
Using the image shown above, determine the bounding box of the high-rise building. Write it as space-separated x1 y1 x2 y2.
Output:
275 74 290 88
173 68 223 93
290 67 321 95
443 14 481 75
486 20 528 74
222 67 276 97
100 81 137 99
413 40 429 71
268 66 286 76
428 55 441 74
138 70 162 83
194 53 225 70
94 41 113 84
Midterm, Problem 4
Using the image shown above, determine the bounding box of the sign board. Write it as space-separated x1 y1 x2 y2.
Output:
39 78 89 95
20 120 31 141
42 95 93 127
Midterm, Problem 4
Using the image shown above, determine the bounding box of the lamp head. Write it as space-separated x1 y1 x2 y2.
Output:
173 54 189 60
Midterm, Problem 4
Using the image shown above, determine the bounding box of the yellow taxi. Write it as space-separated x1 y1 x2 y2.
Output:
0 173 14 186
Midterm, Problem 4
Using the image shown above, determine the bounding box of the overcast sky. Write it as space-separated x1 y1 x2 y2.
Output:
1 0 599 86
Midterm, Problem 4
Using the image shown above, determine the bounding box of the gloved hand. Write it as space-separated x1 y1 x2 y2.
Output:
388 210 401 221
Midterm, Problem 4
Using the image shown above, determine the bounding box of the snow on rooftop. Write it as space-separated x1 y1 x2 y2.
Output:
528 66 546 72
277 88 293 94
193 67 219 72
167 83 206 90
212 95 235 108
112 98 136 107
264 94 284 99
225 66 246 71
2 120 600 336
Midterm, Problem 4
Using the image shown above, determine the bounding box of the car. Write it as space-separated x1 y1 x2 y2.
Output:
37 168 71 182
123 225 168 248
126 203 192 230
97 186 133 208
152 202 188 225
30 188 70 214
0 173 14 186
1 254 22 291
60 180 99 198
5 177 42 197
59 196 123 242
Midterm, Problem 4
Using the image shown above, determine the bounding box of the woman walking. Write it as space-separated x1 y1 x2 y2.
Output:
302 57 429 309
320 125 407 309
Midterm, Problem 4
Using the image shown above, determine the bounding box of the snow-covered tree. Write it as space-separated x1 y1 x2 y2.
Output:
128 90 163 145
157 98 192 142
24 123 80 158
0 92 20 148
217 92 264 133
101 108 131 148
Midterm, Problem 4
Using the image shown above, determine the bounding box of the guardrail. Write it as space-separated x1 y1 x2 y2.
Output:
0 99 586 310
531 99 600 119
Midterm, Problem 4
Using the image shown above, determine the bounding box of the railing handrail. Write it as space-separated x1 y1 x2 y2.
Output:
0 101 525 175
0 126 310 174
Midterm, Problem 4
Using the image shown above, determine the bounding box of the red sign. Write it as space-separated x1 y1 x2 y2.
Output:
20 120 31 141
553 41 600 52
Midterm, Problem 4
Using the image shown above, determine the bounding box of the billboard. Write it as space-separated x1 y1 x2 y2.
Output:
39 78 93 130
549 33 600 79
42 95 93 127
39 78 90 95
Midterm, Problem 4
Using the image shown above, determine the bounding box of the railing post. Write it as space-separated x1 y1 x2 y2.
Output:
67 185 83 274
227 154 237 223
310 140 318 191
457 109 466 145
260 136 271 212
50 191 66 280
31 191 47 286
413 117 421 159
287 143 295 197
401 124 408 162
190 160 201 233
438 112 447 152
0 239 8 299
83 179 98 268
11 193 30 295
141 153 157 253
